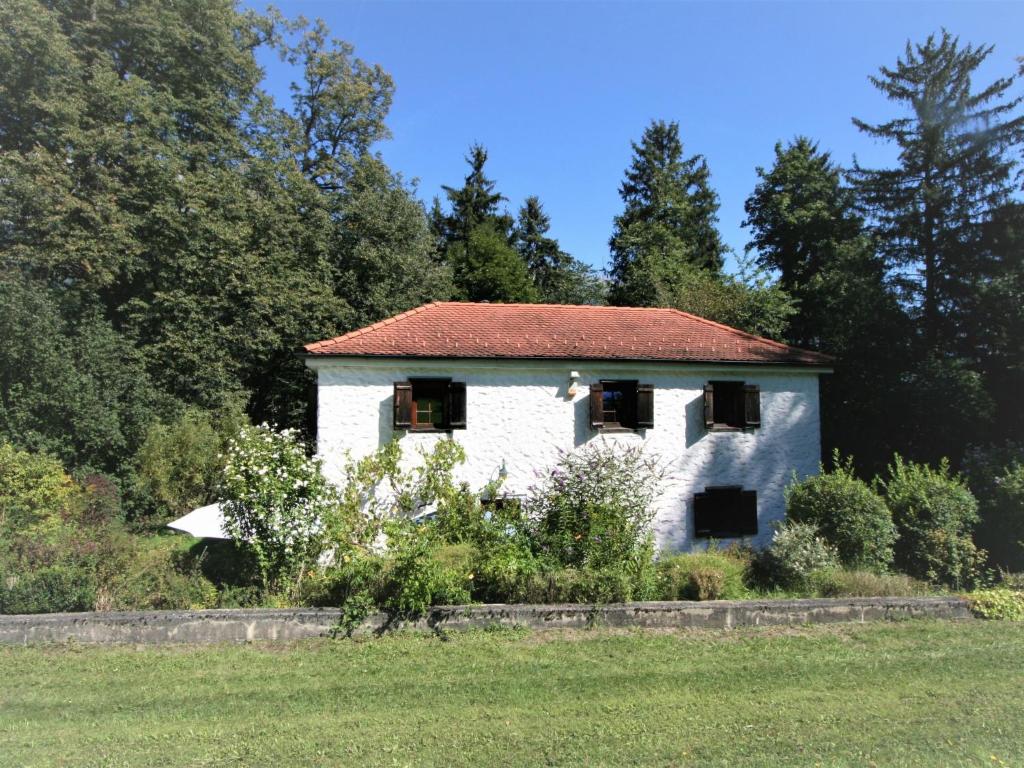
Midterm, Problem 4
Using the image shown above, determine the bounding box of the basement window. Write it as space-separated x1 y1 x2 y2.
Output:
693 487 758 538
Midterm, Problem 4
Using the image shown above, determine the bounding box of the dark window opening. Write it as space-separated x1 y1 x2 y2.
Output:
693 487 758 538
704 381 760 430
601 380 636 428
590 381 654 430
393 379 467 431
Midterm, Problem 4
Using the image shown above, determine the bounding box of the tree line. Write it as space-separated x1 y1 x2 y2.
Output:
1 3 1022 539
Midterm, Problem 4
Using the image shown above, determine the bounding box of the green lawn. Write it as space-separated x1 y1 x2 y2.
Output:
1 621 1022 767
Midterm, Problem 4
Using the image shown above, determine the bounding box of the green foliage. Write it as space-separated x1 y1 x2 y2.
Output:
379 522 473 618
969 588 1024 621
656 550 749 601
332 157 452 328
757 521 840 590
808 568 932 598
880 455 985 589
513 196 606 305
0 279 172 482
665 259 797 340
0 441 78 547
850 31 1024 355
965 443 1024 570
221 424 340 595
101 539 218 611
609 120 727 307
448 224 538 303
528 443 662 570
785 453 895 571
133 403 248 521
0 565 97 614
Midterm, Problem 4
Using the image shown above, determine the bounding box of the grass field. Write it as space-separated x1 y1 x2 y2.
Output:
1 620 1022 767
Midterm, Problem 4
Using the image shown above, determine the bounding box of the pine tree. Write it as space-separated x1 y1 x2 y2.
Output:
436 145 532 302
512 196 605 304
438 144 513 244
608 120 727 306
849 30 1024 354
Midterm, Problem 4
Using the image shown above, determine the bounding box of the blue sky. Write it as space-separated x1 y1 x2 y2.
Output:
247 1 1023 274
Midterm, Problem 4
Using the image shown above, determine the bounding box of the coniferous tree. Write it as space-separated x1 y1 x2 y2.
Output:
849 31 1024 355
435 145 533 302
744 137 915 472
608 120 727 306
513 196 606 304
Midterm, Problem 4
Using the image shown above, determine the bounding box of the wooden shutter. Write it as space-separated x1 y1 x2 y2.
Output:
740 490 758 535
743 384 761 428
703 383 715 429
636 384 654 428
393 382 412 429
589 382 604 428
448 381 466 429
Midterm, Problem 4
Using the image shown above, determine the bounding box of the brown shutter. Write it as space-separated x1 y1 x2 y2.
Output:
743 384 761 428
703 383 715 429
740 490 758 535
636 384 654 428
589 382 604 428
448 381 466 429
393 382 412 429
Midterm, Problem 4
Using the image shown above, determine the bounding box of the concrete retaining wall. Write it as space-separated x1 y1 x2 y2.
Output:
0 597 972 646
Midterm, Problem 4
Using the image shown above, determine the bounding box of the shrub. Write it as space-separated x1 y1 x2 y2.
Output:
100 539 218 611
516 563 653 604
133 402 247 521
964 443 1024 571
528 443 662 570
808 568 933 598
880 456 985 589
969 588 1024 621
0 565 96 614
656 550 748 601
785 453 895 571
377 522 472 617
221 424 340 595
0 442 78 549
756 521 840 590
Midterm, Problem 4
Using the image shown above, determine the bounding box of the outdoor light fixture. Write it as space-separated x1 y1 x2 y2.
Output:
567 370 580 397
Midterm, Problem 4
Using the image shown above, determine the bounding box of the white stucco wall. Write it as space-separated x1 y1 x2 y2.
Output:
306 357 825 552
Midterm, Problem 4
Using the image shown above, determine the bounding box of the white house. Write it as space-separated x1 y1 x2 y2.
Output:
303 302 832 552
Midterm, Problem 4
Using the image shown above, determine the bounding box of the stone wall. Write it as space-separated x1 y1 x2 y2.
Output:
0 598 972 646
307 357 825 551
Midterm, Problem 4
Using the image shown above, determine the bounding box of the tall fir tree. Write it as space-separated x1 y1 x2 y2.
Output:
513 196 606 304
608 120 727 306
849 31 1024 355
435 145 534 303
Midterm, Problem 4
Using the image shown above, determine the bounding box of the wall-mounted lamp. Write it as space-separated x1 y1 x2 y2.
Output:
567 370 581 397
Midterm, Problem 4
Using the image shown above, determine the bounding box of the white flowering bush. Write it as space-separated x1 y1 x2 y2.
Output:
221 424 340 594
758 521 840 589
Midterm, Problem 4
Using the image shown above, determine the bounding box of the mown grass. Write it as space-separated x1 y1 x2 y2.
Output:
1 620 1022 767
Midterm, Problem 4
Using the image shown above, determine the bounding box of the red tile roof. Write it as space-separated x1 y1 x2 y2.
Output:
304 302 832 366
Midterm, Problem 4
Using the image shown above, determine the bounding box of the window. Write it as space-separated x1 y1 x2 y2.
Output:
393 379 466 431
589 380 654 430
703 381 760 430
693 486 758 538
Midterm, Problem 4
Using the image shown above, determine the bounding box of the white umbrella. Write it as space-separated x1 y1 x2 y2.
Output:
167 502 232 540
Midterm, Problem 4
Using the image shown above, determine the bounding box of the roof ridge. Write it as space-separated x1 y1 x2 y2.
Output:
303 302 440 352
